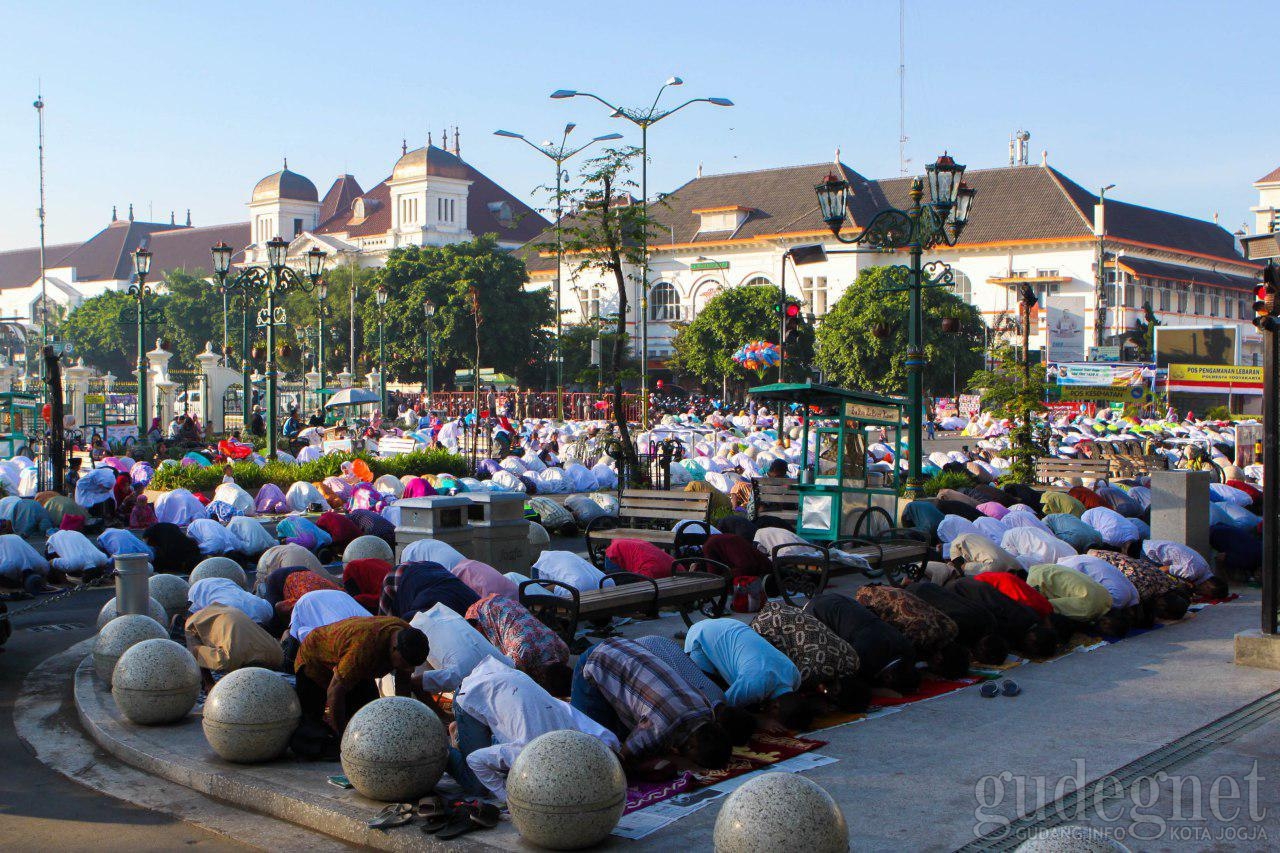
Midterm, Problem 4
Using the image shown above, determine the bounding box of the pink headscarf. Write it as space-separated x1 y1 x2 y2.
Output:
977 501 1009 520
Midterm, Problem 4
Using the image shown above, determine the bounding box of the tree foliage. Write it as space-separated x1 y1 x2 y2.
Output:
967 339 1049 484
669 284 815 387
59 291 135 377
815 266 985 396
559 321 639 389
365 236 553 389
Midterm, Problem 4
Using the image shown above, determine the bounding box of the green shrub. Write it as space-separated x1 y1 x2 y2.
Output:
1204 405 1232 422
922 469 977 497
149 449 469 493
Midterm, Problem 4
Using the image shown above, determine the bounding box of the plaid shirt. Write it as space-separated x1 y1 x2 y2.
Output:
581 637 714 759
1086 550 1191 600
465 593 568 676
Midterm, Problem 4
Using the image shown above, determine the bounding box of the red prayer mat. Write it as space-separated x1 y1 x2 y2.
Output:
870 675 981 707
622 732 827 814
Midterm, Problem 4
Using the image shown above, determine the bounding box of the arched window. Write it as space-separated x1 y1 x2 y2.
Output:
949 269 973 304
743 275 772 288
649 282 682 321
692 279 724 315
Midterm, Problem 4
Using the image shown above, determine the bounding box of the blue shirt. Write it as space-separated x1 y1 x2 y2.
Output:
684 618 800 707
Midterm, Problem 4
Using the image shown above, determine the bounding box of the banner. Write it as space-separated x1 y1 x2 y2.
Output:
1046 297 1087 363
958 394 981 417
1060 385 1154 404
1087 346 1121 363
1055 364 1144 387
1166 363 1263 395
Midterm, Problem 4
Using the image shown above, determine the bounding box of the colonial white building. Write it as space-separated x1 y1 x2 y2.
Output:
1251 164 1280 236
522 157 1263 379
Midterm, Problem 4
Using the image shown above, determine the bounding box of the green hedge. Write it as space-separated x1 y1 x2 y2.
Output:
149 449 471 493
921 469 977 497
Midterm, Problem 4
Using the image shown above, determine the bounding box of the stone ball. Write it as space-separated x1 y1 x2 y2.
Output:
93 613 168 682
527 521 550 547
202 666 301 763
713 772 848 853
148 573 191 621
111 638 201 725
190 557 248 590
1015 826 1131 853
507 729 627 850
340 696 447 801
342 535 394 565
96 595 168 631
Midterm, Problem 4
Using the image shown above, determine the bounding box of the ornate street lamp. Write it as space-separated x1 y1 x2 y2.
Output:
210 237 325 457
551 78 732 428
813 153 977 497
129 246 158 438
308 247 329 398
423 298 436 410
375 284 389 415
495 125 622 421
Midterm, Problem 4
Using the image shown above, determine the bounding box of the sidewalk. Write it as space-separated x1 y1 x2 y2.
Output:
65 587 1280 851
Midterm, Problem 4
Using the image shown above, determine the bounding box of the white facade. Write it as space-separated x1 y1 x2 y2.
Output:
1251 167 1280 235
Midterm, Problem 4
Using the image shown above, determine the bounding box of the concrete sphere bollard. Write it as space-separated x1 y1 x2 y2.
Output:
713 772 848 853
97 595 168 631
340 697 448 801
111 638 201 725
148 573 191 621
190 557 248 590
202 667 301 763
342 535 394 565
93 613 168 682
1015 826 1131 853
527 522 550 568
507 729 627 849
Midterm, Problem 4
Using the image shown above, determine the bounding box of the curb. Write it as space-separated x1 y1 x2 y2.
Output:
73 656 513 851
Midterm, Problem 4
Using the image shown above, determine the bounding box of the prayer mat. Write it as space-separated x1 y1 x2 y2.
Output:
870 675 981 707
622 732 826 814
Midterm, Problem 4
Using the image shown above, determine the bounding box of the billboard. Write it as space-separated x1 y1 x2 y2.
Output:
1046 297 1087 363
1054 364 1145 386
1166 364 1263 395
1152 326 1239 369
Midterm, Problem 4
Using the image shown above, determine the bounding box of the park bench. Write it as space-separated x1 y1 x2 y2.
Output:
751 477 798 525
768 532 931 603
377 436 419 457
1035 457 1111 484
583 488 713 568
518 557 731 642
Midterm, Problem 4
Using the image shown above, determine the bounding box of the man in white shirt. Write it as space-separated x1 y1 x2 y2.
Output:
1141 539 1227 598
530 551 612 598
448 657 620 799
1080 507 1141 550
409 602 512 694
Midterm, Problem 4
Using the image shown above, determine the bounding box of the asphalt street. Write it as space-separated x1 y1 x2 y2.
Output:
0 583 252 852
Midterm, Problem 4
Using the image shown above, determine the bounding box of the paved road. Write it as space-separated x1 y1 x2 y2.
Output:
0 584 252 852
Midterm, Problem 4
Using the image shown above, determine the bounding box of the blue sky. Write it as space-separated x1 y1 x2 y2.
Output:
1 0 1277 252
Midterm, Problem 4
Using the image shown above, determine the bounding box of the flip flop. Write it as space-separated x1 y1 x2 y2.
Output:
367 802 415 830
979 682 999 698
435 801 502 839
1001 680 1022 697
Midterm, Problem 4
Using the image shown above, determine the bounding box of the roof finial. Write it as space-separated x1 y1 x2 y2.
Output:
283 156 288 170
428 130 433 147
453 127 460 157
402 138 408 156
111 205 117 222
128 203 134 222
834 147 841 165
170 210 175 225
186 209 191 227
442 127 449 151
697 162 703 178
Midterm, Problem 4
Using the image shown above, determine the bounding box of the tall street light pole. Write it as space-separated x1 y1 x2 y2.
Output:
551 79 733 428
376 284 388 415
494 125 622 421
129 247 157 438
316 276 328 397
814 154 977 498
211 240 325 458
423 298 436 410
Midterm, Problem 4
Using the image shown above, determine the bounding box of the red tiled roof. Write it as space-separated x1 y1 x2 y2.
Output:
319 175 364 228
145 222 250 277
0 241 83 291
50 220 183 282
1256 166 1280 184
317 177 393 238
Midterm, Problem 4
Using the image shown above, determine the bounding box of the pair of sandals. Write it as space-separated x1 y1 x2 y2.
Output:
366 797 500 840
979 679 1021 698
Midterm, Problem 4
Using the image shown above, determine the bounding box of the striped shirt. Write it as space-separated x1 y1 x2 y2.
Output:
581 637 714 759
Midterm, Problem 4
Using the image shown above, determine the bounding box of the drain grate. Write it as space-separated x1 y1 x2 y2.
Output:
27 622 85 633
956 689 1280 852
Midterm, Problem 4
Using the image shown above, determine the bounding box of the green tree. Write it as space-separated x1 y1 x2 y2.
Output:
158 269 224 369
967 338 1049 484
278 263 372 380
59 291 136 376
364 236 553 389
559 320 640 388
669 285 815 388
815 266 985 396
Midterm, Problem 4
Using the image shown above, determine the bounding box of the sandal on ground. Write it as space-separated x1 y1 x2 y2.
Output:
1001 680 1022 697
979 682 999 698
367 802 415 830
435 801 502 840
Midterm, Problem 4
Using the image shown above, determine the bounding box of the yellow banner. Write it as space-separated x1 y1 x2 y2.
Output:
1167 364 1263 383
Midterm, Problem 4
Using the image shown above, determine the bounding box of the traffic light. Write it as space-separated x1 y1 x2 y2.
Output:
783 300 803 344
1255 263 1280 333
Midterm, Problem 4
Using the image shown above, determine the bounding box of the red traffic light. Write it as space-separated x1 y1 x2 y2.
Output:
785 302 801 318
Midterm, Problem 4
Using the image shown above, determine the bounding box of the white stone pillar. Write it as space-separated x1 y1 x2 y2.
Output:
147 340 176 424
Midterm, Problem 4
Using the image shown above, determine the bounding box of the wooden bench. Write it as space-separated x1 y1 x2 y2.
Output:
584 488 713 568
377 436 419 457
1035 457 1111 484
768 534 931 603
518 558 731 642
751 477 798 525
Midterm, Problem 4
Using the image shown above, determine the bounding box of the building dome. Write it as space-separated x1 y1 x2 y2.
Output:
252 168 319 204
391 146 469 183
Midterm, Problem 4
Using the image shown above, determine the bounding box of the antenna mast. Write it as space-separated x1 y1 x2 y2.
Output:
35 89 48 377
898 0 908 175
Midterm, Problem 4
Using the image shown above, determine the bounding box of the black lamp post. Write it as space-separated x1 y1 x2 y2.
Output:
375 283 389 414
129 246 157 437
423 298 436 410
813 153 976 497
211 238 325 458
